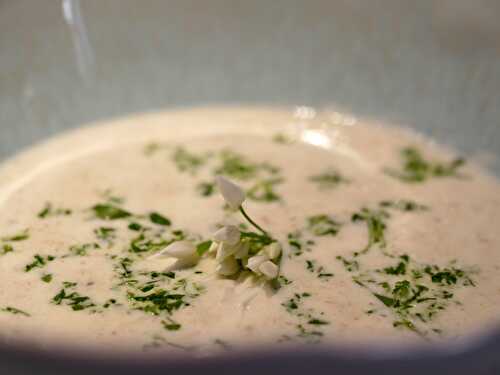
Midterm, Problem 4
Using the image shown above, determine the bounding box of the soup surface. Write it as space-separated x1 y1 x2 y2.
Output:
0 108 499 355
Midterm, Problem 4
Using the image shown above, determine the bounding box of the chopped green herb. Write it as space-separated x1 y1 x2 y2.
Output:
385 147 466 183
336 255 359 272
307 215 341 237
92 204 131 220
380 200 428 212
384 261 407 275
150 212 171 226
69 243 100 256
172 147 206 174
25 254 55 272
306 260 315 272
38 202 72 218
308 319 329 326
41 274 53 283
162 318 182 331
350 253 477 337
99 189 125 205
310 169 349 189
129 234 169 254
103 299 117 308
352 208 389 254
196 240 213 256
272 275 293 290
2 229 29 242
272 133 294 145
318 272 334 278
117 257 134 279
305 259 333 280
128 222 143 231
1 244 14 255
393 319 417 331
196 181 216 197
214 150 258 180
1 306 30 317
128 289 187 316
297 324 324 341
424 265 475 286
94 227 116 241
373 293 396 307
52 284 95 311
286 231 313 257
247 178 283 202
240 231 274 255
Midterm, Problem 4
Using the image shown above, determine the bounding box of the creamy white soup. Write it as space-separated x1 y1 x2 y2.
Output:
0 108 499 355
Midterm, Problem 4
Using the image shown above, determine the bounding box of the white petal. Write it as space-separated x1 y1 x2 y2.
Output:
208 241 219 254
215 175 245 210
246 254 269 273
164 257 198 271
215 242 238 261
213 225 241 245
216 256 240 276
259 261 279 279
233 242 249 259
153 240 197 260
264 242 282 260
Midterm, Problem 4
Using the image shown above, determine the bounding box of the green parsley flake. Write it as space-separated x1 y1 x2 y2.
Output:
196 240 213 256
162 318 182 331
272 133 294 145
350 253 477 337
52 284 95 311
215 150 258 180
172 147 207 174
1 244 14 256
385 147 466 183
2 229 30 242
351 208 389 254
69 243 100 256
310 169 349 189
196 181 216 197
95 227 117 242
307 215 341 237
247 178 283 202
41 274 53 283
38 202 72 218
92 204 131 220
380 200 428 212
150 212 171 226
1 306 31 317
25 254 55 272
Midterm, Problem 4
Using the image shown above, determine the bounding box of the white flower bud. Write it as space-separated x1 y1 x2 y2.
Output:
259 261 279 279
213 225 241 246
151 241 198 261
215 175 245 210
216 256 240 276
264 242 282 260
215 242 238 261
208 241 219 254
166 257 199 271
246 254 269 273
163 241 197 259
233 242 249 259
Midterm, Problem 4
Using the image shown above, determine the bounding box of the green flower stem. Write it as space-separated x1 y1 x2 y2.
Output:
239 206 267 235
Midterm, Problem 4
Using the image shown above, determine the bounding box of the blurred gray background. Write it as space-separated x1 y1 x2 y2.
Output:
1 0 499 170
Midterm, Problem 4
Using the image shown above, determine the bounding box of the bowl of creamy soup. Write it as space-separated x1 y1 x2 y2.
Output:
1 1 500 374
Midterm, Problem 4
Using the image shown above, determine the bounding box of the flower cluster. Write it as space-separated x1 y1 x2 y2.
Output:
151 176 282 281
209 225 281 279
